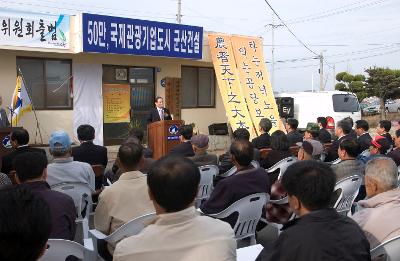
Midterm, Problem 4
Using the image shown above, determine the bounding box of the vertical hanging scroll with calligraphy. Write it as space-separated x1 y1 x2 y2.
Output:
231 36 282 133
208 34 256 139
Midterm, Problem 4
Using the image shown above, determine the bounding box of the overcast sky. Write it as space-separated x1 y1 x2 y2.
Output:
2 0 399 92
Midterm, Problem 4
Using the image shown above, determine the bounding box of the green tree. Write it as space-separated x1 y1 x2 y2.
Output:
365 67 400 119
335 72 367 101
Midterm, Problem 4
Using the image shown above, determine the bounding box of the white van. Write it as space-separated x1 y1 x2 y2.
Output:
275 90 361 130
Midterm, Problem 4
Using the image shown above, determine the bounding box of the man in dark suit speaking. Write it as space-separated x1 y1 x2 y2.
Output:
147 97 172 124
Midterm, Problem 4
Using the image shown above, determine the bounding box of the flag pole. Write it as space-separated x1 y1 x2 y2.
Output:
17 67 43 144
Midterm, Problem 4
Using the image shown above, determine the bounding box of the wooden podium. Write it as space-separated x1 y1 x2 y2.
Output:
147 120 184 160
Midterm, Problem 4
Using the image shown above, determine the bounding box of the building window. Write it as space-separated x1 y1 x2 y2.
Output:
181 66 215 108
16 57 72 110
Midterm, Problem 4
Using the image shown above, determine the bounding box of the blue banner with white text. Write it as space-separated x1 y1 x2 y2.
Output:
82 13 203 59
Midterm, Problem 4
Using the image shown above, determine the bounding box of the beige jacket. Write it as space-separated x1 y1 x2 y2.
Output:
114 206 236 261
352 188 400 248
94 171 154 253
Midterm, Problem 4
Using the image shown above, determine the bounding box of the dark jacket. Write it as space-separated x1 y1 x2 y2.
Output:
260 150 292 184
169 141 195 157
319 128 332 143
256 208 371 261
188 151 218 167
325 135 355 162
146 107 172 124
252 133 271 149
72 141 108 167
0 108 10 127
380 133 394 147
201 167 270 228
1 146 46 174
287 130 303 146
18 181 76 240
358 132 373 153
387 148 400 166
218 148 261 174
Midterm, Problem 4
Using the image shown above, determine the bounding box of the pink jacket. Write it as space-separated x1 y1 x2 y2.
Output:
352 188 400 249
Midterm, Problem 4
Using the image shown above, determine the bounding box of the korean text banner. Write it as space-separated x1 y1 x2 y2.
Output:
208 34 256 139
82 13 203 59
231 36 282 133
103 84 130 123
0 10 70 49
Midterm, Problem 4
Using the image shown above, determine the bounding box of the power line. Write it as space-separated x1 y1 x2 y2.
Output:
262 0 319 56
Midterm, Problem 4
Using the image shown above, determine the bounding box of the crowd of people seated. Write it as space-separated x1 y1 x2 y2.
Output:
1 114 400 261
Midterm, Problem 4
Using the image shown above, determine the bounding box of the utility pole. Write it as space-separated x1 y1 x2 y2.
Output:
333 64 336 89
266 14 283 90
319 51 324 91
177 0 182 24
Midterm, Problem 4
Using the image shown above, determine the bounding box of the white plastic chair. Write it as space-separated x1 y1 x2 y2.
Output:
89 212 156 259
51 182 94 239
196 165 219 207
266 157 297 180
39 238 95 261
397 166 400 187
333 175 362 216
206 193 269 245
370 236 400 261
220 160 260 178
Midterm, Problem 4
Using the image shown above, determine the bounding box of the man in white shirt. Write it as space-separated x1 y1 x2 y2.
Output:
114 157 236 261
95 142 154 256
46 130 95 190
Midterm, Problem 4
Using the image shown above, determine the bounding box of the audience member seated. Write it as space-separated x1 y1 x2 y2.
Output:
105 137 155 183
0 187 52 261
188 134 218 166
317 116 332 143
169 124 195 157
387 129 400 166
72 124 108 166
377 120 394 147
367 135 391 161
297 141 317 161
260 130 292 183
325 120 355 162
256 161 371 261
113 157 236 261
128 128 153 158
95 142 154 256
303 122 324 155
355 120 373 152
285 118 303 146
47 130 95 190
218 128 260 174
331 139 364 181
1 128 46 174
343 116 358 139
201 140 270 228
0 172 11 187
14 152 76 240
352 157 400 249
252 118 272 149
72 124 108 190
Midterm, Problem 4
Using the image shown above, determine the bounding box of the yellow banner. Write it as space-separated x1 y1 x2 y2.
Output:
231 36 282 133
103 84 130 123
208 34 256 139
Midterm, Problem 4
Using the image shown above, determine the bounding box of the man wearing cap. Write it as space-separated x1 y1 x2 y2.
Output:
188 134 218 167
302 123 324 158
46 130 95 190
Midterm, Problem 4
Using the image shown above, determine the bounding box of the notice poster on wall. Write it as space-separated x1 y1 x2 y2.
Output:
103 84 130 123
